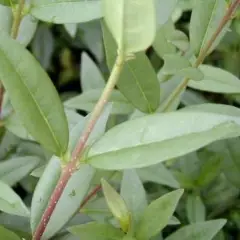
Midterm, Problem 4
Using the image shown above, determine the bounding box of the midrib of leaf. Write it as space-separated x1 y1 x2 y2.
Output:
0 49 62 153
126 63 153 113
199 0 219 53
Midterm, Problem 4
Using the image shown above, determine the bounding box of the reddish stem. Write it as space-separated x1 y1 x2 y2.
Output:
33 162 77 240
80 184 102 209
33 53 124 240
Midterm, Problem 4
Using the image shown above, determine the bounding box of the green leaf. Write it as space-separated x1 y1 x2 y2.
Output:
31 24 54 69
188 64 240 93
17 15 38 47
64 89 134 115
87 110 240 170
31 0 102 24
68 222 124 240
155 0 178 26
42 164 95 239
186 194 206 223
196 154 222 187
64 23 77 38
30 156 62 233
0 156 40 186
0 5 12 34
102 22 160 113
81 52 105 92
103 0 156 53
137 163 180 189
5 112 33 140
136 189 184 240
101 178 130 232
190 0 229 56
121 170 148 230
165 219 227 240
153 21 189 58
0 226 21 240
0 181 29 217
181 89 209 106
162 54 203 81
162 54 191 74
0 32 69 156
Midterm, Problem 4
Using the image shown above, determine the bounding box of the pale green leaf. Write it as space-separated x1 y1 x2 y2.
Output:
0 32 69 156
81 52 105 92
101 179 130 232
165 219 227 240
188 64 240 93
137 163 180 189
181 89 209 106
153 21 189 58
0 156 40 186
31 24 54 69
186 194 206 223
42 164 95 239
178 67 204 81
68 222 124 240
0 5 12 34
102 22 160 113
0 181 29 217
17 15 38 47
64 23 77 37
121 170 148 229
190 0 229 55
30 156 62 232
136 189 184 240
64 89 134 115
87 110 240 170
104 0 156 53
162 54 190 74
0 226 21 240
155 0 178 26
31 0 102 24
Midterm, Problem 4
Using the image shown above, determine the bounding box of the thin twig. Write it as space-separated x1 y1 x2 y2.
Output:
11 0 25 39
163 0 240 112
33 53 125 240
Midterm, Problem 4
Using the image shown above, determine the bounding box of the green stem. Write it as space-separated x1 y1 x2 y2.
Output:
11 0 25 39
163 0 240 112
33 53 125 240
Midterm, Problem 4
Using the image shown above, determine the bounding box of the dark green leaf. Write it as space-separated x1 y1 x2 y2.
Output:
0 32 69 156
136 189 184 240
0 226 20 240
68 222 124 240
165 220 227 240
102 22 160 113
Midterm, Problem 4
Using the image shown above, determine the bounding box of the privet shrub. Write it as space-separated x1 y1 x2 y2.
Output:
0 0 239 239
